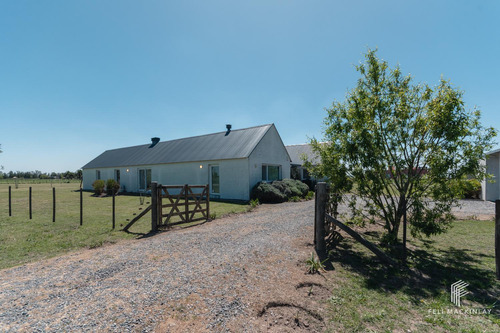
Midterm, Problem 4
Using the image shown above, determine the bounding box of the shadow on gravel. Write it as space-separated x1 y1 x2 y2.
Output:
122 230 162 239
327 235 499 316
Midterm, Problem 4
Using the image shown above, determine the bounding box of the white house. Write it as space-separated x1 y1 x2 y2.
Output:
482 148 500 201
82 124 291 201
286 144 320 181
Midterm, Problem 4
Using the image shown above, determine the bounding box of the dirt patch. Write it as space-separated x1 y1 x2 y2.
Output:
257 301 324 332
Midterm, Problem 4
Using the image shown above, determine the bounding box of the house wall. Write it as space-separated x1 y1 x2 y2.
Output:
83 158 250 200
248 125 291 193
485 152 500 201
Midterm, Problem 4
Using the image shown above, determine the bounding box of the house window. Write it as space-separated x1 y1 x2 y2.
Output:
302 168 310 181
114 169 120 184
262 164 281 182
96 170 101 180
139 169 152 190
210 165 220 194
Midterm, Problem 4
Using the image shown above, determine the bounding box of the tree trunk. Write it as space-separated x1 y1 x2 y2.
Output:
402 196 407 262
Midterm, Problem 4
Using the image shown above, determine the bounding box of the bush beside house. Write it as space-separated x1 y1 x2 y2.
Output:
92 180 105 195
251 178 310 203
106 179 120 195
92 179 120 196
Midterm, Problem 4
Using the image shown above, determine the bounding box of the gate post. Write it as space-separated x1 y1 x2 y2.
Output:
315 182 327 255
151 182 158 232
206 184 210 221
184 184 189 223
496 200 500 280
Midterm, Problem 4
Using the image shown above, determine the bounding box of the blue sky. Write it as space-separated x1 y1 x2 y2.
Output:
1 0 499 172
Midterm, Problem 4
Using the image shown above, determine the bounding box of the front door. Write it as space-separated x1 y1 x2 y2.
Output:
210 165 220 195
139 169 152 190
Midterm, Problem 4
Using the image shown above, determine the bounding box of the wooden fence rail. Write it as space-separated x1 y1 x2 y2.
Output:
151 182 210 232
314 182 397 267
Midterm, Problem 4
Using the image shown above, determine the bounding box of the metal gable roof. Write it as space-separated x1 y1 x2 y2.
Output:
286 144 321 166
82 124 273 169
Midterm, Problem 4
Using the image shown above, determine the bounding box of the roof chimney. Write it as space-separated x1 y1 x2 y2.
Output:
149 137 160 148
225 124 232 136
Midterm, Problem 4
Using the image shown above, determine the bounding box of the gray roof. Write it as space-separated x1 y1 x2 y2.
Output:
487 147 500 156
286 144 321 165
83 124 274 169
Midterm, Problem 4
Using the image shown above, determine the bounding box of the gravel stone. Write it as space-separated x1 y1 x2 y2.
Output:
0 201 314 332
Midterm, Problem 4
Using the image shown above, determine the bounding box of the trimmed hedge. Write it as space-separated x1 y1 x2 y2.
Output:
251 182 287 203
251 178 311 203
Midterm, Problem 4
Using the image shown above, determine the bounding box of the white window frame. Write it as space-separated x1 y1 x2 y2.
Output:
114 169 120 184
96 170 101 180
262 164 282 182
209 165 220 195
138 168 152 190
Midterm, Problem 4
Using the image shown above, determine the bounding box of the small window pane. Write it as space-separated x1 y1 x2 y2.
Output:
146 169 152 189
268 166 280 181
211 166 220 193
302 168 310 180
262 165 267 181
139 169 145 190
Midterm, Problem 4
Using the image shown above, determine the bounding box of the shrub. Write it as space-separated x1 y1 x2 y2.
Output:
106 179 120 195
251 182 287 203
251 179 311 203
92 179 105 195
463 179 481 199
270 180 293 197
250 198 259 208
282 178 309 197
305 191 315 200
305 252 327 274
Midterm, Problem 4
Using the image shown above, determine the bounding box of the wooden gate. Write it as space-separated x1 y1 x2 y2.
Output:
314 182 396 266
151 182 210 231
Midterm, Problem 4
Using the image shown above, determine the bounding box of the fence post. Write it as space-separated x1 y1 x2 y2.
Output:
151 182 158 232
80 187 83 226
206 184 210 221
52 187 56 222
185 184 189 223
112 190 115 229
29 187 32 219
8 186 11 216
315 182 327 255
496 200 500 280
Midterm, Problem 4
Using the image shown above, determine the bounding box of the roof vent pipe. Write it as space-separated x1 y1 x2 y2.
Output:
149 137 160 148
225 124 232 136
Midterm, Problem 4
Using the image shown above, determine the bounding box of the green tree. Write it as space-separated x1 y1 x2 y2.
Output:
308 50 496 255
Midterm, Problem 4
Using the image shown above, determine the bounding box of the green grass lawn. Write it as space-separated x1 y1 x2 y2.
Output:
325 220 500 332
0 183 251 270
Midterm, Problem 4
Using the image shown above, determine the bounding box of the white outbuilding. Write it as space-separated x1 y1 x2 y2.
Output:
82 124 291 201
483 148 500 201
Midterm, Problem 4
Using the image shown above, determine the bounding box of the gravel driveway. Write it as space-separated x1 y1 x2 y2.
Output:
0 201 316 332
0 197 495 332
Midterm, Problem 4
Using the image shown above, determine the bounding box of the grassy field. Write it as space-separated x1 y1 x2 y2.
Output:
0 183 251 270
325 220 499 332
0 178 80 184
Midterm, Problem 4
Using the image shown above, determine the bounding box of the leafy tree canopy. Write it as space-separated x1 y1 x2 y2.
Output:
307 50 497 245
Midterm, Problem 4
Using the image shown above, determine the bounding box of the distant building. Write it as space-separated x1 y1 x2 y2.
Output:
482 148 500 201
285 144 321 188
82 124 291 201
